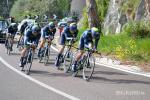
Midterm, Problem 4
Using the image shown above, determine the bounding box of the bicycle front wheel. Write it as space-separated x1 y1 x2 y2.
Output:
25 51 34 75
63 51 73 73
83 55 95 81
43 47 50 66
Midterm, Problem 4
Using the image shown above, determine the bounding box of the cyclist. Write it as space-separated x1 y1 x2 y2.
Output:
71 27 100 72
5 23 18 51
57 21 67 36
37 22 56 57
67 18 76 26
55 23 78 67
17 20 28 44
57 17 75 37
19 25 41 67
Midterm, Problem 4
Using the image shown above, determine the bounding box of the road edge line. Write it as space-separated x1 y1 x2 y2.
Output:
0 56 80 100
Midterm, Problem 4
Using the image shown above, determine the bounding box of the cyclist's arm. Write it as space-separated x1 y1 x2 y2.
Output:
74 29 79 38
36 33 41 46
85 42 93 49
94 38 100 50
24 36 29 45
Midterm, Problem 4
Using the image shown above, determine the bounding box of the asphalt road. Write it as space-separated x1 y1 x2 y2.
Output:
0 43 150 100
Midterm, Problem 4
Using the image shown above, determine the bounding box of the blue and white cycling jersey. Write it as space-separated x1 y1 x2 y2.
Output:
60 26 78 45
41 25 56 39
24 29 41 45
79 29 100 50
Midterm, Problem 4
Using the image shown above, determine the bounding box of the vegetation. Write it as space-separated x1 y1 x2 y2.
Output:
98 33 150 62
96 0 110 22
123 21 150 38
120 0 140 16
10 0 70 21
81 0 109 29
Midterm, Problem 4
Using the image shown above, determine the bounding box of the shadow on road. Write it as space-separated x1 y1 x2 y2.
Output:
30 70 71 77
91 76 150 85
94 71 127 75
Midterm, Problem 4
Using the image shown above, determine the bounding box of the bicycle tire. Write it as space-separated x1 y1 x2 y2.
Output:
63 51 73 73
72 58 81 77
25 50 34 75
43 47 50 66
38 49 44 63
82 55 95 81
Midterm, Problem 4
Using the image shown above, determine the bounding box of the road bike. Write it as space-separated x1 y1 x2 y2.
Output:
21 42 36 75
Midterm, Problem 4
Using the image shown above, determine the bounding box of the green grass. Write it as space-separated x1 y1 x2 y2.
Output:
98 33 129 52
135 38 150 61
98 33 150 62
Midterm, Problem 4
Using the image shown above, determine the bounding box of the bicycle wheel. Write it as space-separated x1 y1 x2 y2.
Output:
63 51 73 73
25 50 34 75
43 47 50 66
82 55 95 81
38 49 44 63
72 58 82 77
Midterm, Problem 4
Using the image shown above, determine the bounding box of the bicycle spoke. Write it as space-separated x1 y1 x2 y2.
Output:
63 51 73 73
25 50 33 75
83 56 95 81
44 48 50 66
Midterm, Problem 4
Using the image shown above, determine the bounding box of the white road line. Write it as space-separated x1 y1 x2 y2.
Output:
0 57 80 100
95 62 150 78
51 45 150 78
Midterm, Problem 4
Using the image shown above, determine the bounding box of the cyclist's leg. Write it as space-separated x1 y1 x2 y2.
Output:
19 44 29 67
55 45 65 66
55 33 66 66
10 35 15 51
18 32 21 42
38 38 45 57
72 38 84 72
5 33 9 47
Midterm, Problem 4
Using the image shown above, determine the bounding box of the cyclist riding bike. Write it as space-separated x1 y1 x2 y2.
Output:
57 21 67 36
55 23 78 67
37 22 56 57
71 27 100 72
17 21 28 44
5 23 18 51
19 25 41 67
67 18 76 26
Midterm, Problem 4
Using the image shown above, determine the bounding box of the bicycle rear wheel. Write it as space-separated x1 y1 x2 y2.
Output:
25 51 34 75
83 55 95 81
63 51 73 73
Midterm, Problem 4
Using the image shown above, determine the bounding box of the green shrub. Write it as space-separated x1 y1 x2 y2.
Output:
82 7 88 29
96 0 109 22
123 21 150 39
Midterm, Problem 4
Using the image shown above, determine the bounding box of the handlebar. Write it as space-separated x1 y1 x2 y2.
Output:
27 42 36 46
